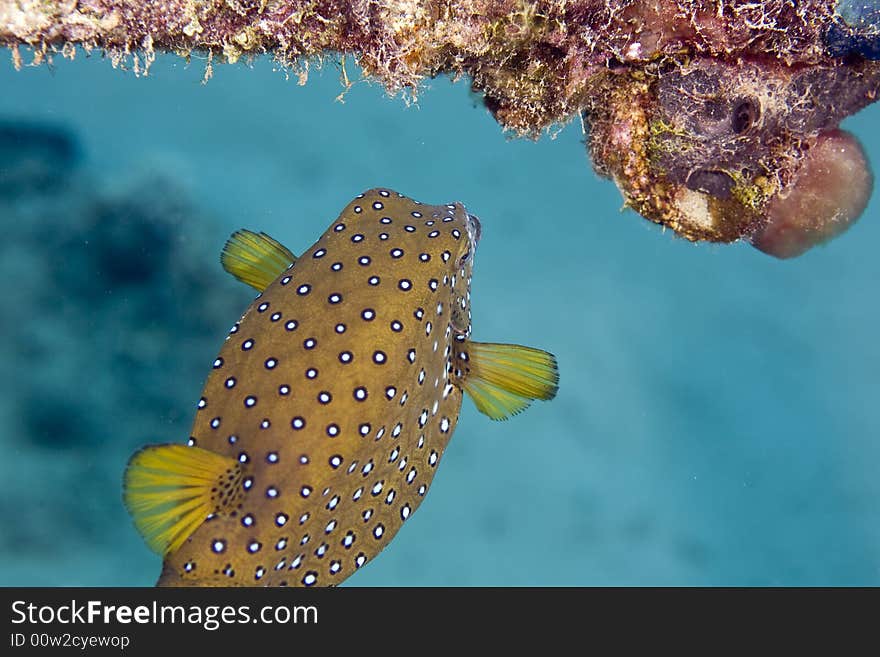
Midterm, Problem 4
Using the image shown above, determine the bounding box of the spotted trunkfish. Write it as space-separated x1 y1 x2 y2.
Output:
123 188 559 586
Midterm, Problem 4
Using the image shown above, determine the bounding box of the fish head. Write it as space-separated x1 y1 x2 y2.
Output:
444 206 479 339
322 189 479 341
585 57 879 257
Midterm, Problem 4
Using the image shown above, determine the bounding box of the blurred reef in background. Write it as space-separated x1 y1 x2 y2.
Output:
0 121 242 572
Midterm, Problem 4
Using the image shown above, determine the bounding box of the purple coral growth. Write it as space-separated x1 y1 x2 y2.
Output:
1 0 878 256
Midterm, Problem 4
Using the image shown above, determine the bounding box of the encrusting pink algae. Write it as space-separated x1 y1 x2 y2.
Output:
2 1 879 257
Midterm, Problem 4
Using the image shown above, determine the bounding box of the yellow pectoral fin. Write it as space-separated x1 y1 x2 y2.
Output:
461 341 559 421
123 444 242 556
220 229 296 292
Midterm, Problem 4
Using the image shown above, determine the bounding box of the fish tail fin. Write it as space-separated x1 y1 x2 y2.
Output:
460 341 559 421
123 444 243 556
221 229 297 292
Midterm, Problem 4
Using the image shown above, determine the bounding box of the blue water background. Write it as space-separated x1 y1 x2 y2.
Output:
1 52 878 586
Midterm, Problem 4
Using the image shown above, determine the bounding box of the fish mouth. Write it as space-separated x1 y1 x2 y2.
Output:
465 212 482 250
450 319 470 336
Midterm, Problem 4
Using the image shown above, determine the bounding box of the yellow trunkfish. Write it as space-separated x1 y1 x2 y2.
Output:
124 188 559 586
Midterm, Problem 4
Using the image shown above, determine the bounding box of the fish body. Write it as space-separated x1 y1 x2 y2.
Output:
124 189 558 586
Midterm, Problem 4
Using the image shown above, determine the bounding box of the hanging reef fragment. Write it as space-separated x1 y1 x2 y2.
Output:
3 1 878 256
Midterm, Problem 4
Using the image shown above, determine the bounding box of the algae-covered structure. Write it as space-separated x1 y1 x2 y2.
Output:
3 1 879 256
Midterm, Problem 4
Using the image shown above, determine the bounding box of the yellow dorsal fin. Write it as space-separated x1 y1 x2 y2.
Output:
123 444 242 556
220 229 296 292
460 341 559 421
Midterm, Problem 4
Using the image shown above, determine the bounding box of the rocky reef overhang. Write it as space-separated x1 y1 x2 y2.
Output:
3 0 879 257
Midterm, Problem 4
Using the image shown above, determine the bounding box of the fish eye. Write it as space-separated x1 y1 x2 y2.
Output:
457 250 471 267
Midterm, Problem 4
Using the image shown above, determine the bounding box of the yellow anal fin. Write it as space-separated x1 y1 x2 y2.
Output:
123 444 243 556
221 229 296 292
460 341 559 421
